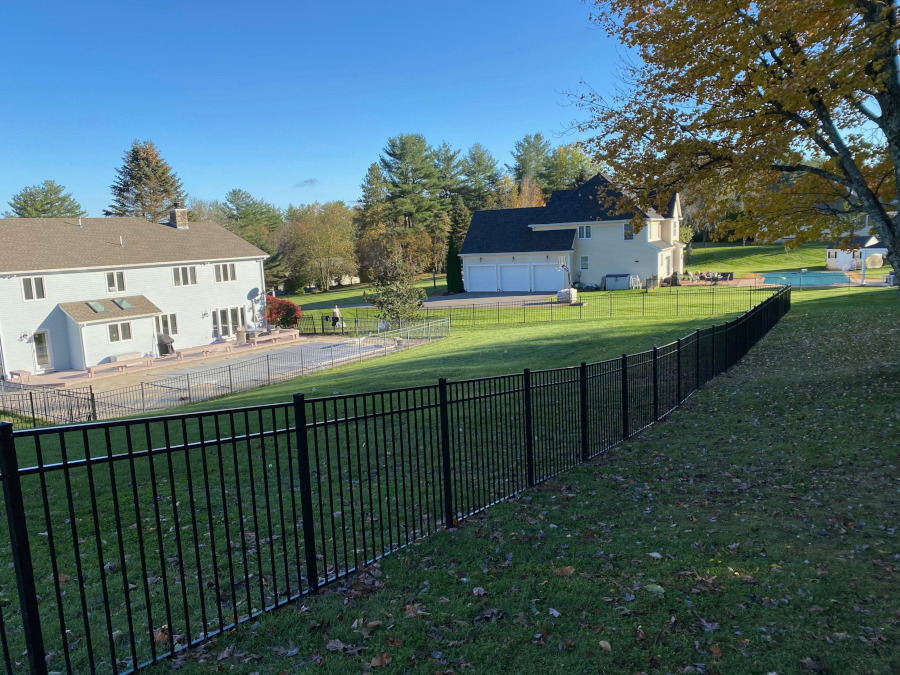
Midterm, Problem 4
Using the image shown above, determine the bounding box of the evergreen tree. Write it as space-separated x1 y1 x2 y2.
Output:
507 133 551 184
223 188 283 252
460 143 501 211
6 180 87 218
448 194 471 246
379 133 440 230
105 140 186 221
445 236 464 293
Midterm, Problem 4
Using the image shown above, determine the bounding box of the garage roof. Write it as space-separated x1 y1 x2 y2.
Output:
460 207 575 255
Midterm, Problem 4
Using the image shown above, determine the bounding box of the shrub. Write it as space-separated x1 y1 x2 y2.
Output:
265 295 301 328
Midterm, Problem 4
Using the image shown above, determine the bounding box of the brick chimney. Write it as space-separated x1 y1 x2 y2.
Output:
169 201 189 229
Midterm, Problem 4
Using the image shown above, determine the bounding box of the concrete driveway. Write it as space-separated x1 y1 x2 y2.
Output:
422 292 554 308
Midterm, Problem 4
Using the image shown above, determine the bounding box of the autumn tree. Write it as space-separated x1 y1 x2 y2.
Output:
279 201 357 291
539 144 597 196
579 0 900 280
6 180 87 218
105 140 186 221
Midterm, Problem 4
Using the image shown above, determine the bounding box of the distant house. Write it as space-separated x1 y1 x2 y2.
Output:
825 235 887 271
459 174 683 292
0 205 268 378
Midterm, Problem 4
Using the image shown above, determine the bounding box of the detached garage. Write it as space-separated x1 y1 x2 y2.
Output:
459 206 576 293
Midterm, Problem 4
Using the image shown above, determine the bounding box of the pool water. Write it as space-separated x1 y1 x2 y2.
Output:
762 271 850 285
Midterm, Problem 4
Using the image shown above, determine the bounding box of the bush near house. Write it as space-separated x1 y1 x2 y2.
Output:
265 295 301 328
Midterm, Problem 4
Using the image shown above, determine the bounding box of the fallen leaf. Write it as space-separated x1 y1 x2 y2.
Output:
800 656 827 672
371 651 392 667
636 627 647 641
217 645 235 661
58 573 71 585
325 639 347 652
647 552 663 560
710 644 723 657
473 586 486 596
599 640 612 652
386 637 404 647
548 608 561 618
645 584 665 596
404 602 428 617
557 566 576 576
699 617 719 632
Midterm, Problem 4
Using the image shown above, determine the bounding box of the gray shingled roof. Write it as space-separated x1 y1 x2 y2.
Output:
59 296 163 324
0 217 268 274
460 173 662 256
460 207 576 255
538 173 658 223
827 235 884 249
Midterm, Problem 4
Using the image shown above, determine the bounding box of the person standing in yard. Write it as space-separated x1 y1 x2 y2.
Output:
331 305 341 328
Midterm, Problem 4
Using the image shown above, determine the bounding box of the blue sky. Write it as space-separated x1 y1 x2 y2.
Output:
0 1 622 216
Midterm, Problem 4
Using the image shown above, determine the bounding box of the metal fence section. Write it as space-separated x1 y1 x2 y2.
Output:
0 287 791 674
0 320 450 429
301 286 779 329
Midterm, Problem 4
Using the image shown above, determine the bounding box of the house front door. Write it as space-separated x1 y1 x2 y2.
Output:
33 331 53 372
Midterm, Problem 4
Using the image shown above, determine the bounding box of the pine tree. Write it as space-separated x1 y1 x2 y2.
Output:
104 140 186 221
445 236 464 293
379 134 440 230
6 180 87 218
507 133 551 185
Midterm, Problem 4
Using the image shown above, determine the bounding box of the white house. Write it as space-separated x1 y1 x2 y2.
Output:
825 235 887 271
0 205 268 378
459 174 684 292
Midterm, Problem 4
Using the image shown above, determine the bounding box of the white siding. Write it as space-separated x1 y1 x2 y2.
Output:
0 257 266 375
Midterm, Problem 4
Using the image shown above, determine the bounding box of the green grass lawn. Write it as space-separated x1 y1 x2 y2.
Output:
282 275 447 310
147 287 900 674
172 312 742 414
686 241 894 279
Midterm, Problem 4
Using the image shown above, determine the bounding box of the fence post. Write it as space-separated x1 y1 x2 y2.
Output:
267 354 272 385
186 373 193 402
90 388 98 421
228 364 234 393
28 391 36 428
676 338 683 403
438 378 455 528
141 381 146 412
621 353 629 441
580 362 589 462
523 368 535 487
331 345 335 369
652 347 659 421
695 329 701 392
0 422 48 675
292 394 319 593
710 325 717 378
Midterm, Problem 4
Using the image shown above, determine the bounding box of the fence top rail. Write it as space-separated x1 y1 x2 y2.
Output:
12 399 294 438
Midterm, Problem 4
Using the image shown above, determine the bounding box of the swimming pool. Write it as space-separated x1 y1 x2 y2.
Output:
762 271 850 286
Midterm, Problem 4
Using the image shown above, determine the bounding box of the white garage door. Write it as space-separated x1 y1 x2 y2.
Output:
532 264 565 292
466 265 497 292
499 265 530 291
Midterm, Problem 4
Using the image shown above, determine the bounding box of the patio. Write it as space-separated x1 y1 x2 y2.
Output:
12 329 302 391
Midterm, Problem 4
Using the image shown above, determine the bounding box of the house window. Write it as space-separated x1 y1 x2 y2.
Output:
173 266 198 286
107 271 126 293
108 322 133 343
22 276 46 301
580 255 590 270
578 225 592 239
624 224 635 241
215 263 237 282
212 305 246 338
155 313 179 336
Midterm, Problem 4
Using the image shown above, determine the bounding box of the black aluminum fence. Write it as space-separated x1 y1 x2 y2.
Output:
0 320 450 429
0 287 791 674
301 286 777 330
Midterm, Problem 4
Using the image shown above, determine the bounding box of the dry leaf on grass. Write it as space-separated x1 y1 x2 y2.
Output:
599 640 612 652
556 566 576 576
371 651 392 667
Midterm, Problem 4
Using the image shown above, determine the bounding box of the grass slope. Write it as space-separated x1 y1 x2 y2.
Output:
153 288 900 674
282 276 447 310
173 314 738 414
